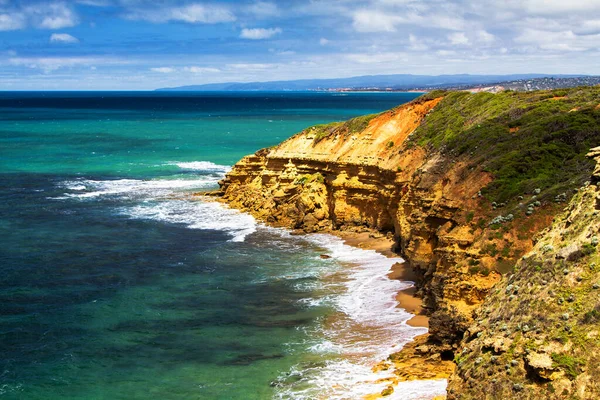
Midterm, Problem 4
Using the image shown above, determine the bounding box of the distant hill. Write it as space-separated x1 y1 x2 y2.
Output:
155 73 585 92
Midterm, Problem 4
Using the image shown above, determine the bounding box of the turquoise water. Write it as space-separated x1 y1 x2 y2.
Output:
0 91 446 399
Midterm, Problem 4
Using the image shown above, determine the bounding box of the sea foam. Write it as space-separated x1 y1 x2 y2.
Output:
122 200 256 242
274 234 447 399
168 161 232 172
55 161 257 242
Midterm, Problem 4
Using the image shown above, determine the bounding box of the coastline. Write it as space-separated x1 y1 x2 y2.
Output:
203 193 449 397
331 231 428 329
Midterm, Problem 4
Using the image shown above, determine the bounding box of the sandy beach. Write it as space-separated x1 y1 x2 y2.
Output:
333 231 428 328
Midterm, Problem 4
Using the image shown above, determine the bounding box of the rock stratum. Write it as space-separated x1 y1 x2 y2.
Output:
216 87 600 397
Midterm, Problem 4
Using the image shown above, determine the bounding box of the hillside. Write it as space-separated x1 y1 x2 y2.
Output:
215 87 600 396
156 73 571 91
448 148 600 399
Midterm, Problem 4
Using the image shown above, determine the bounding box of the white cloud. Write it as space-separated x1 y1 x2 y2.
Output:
245 2 279 17
240 27 281 39
25 2 78 29
226 63 277 70
352 10 401 32
514 28 595 51
150 67 175 73
345 52 404 64
319 37 330 46
50 33 79 43
517 0 600 15
476 30 496 44
0 2 78 31
448 32 469 45
125 3 235 24
408 34 428 51
0 13 25 31
9 56 122 73
183 66 221 73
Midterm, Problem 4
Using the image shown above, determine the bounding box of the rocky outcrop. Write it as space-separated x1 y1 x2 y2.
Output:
217 89 600 382
220 96 514 354
446 148 600 399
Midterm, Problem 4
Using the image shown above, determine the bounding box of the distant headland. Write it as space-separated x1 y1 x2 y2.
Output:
155 73 600 93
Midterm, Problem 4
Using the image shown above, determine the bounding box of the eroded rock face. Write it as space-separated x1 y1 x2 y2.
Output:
446 150 600 399
219 97 510 351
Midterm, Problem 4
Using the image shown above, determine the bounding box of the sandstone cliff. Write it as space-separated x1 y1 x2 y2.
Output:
217 88 600 376
447 147 600 399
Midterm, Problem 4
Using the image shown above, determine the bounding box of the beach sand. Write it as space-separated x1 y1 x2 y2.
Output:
333 231 428 328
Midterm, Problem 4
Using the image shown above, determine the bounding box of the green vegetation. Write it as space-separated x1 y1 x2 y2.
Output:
309 113 379 143
551 353 585 379
411 87 600 203
295 173 325 185
465 211 475 223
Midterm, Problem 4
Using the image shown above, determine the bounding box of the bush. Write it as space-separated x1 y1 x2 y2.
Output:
411 87 600 203
551 353 584 379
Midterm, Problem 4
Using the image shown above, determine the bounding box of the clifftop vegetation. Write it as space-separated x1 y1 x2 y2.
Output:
411 87 600 204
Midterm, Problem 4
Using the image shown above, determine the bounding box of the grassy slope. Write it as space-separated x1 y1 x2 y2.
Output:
410 88 600 204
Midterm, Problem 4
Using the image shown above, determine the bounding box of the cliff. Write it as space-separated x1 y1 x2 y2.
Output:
447 147 600 399
217 87 600 385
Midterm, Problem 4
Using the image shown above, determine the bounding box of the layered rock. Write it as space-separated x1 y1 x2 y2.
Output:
217 89 600 386
219 97 510 354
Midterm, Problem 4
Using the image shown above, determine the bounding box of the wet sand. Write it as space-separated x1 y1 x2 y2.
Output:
332 231 429 328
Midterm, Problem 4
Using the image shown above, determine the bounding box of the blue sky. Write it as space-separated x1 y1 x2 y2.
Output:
1 0 600 90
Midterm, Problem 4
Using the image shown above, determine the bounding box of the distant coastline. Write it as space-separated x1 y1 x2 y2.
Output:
157 73 598 93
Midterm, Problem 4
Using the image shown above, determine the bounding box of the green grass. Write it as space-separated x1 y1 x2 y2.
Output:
411 87 600 203
551 353 585 379
308 113 379 143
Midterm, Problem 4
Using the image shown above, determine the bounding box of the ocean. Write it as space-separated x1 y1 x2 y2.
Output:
0 91 446 399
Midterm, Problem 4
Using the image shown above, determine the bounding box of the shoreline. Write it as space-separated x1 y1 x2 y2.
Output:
331 231 428 328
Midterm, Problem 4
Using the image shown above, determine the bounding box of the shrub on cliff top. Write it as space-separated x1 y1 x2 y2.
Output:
412 87 600 203
308 113 379 143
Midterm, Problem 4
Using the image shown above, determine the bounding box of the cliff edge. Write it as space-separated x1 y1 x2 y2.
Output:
447 147 600 399
217 87 600 384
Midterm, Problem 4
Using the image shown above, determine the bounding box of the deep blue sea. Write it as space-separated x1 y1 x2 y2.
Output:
0 91 446 399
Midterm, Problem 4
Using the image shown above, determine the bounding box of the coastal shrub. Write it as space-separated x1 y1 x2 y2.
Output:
551 353 584 379
308 113 378 143
310 122 342 142
295 173 325 186
465 211 475 223
582 304 600 324
411 87 600 203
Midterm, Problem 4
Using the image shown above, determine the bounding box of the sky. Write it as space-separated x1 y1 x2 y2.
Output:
1 0 600 90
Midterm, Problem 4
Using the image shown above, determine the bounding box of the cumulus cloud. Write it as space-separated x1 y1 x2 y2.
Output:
319 37 329 45
50 33 79 43
125 3 235 24
352 10 401 32
240 27 281 39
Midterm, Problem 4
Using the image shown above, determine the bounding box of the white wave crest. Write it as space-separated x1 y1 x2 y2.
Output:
121 199 256 242
169 161 231 172
58 177 220 200
274 233 445 399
